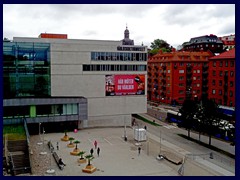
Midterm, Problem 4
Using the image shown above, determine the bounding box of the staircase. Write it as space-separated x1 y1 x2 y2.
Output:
6 140 31 176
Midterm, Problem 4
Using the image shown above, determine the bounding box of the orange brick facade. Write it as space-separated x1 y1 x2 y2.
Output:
147 49 235 107
208 49 235 107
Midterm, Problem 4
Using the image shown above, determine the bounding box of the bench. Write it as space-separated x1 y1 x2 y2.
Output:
52 152 64 170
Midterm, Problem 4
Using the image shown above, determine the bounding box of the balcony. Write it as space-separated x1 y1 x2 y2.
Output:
202 71 208 77
203 64 209 70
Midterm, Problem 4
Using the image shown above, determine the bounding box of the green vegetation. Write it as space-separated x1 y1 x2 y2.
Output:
3 125 26 140
132 114 161 126
178 134 235 159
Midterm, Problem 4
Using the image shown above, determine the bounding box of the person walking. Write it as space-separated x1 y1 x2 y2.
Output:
90 148 94 156
138 147 141 156
94 140 98 149
97 147 100 157
56 142 59 150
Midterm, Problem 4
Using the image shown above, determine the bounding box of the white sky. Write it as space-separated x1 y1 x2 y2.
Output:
3 4 235 48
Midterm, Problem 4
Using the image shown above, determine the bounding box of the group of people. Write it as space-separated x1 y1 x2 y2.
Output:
90 140 100 157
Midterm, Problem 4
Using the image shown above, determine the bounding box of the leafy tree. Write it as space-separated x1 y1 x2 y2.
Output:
179 99 198 138
74 140 80 150
197 99 220 145
85 154 94 166
78 151 86 159
149 39 172 56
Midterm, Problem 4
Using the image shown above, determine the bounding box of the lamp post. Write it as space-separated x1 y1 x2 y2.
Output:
37 122 42 145
40 127 47 155
157 127 164 160
123 116 127 141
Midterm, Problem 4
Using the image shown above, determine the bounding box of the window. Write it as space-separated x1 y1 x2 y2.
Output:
219 80 222 86
197 70 200 73
193 77 196 80
230 81 233 87
179 76 184 80
168 70 171 73
180 63 184 66
219 71 223 76
213 61 216 67
225 61 228 67
179 90 184 94
230 71 234 77
213 71 216 76
230 91 233 97
219 90 222 95
219 61 223 67
212 89 216 94
212 80 215 86
197 84 200 87
230 61 234 67
179 70 184 73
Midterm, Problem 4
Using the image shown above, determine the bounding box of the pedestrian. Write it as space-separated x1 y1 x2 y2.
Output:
144 125 147 130
138 147 141 156
97 147 100 157
90 148 94 156
56 142 59 150
94 140 98 149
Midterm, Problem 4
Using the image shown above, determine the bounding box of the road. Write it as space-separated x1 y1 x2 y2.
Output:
133 111 235 174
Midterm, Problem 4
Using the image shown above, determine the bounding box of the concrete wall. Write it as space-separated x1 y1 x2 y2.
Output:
14 37 147 128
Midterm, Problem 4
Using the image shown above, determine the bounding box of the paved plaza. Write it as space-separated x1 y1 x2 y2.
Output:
29 126 235 176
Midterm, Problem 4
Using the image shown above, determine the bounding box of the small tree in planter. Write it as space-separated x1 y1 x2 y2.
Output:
82 154 96 173
85 154 94 166
70 140 80 155
61 130 69 141
78 151 86 163
67 137 75 148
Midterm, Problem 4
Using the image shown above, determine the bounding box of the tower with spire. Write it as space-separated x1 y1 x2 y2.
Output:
122 26 134 45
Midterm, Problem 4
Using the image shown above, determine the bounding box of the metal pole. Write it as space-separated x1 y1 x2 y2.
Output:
37 123 42 145
159 128 161 155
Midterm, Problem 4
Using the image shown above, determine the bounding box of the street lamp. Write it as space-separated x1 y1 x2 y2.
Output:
157 127 164 160
40 127 47 155
37 122 42 145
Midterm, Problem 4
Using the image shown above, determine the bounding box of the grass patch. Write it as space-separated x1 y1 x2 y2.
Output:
3 125 26 140
178 134 235 159
132 114 161 126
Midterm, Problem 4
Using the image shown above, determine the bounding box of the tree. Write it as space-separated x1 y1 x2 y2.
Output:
85 154 94 166
78 151 86 160
74 140 80 150
198 99 220 145
179 99 198 138
149 39 172 56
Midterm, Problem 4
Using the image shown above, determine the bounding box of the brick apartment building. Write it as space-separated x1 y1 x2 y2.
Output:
147 49 214 105
208 48 235 107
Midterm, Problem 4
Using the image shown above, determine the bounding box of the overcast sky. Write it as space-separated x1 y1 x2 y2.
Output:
3 4 235 48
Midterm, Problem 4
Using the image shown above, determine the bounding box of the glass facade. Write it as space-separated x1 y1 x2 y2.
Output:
3 41 51 98
3 104 78 119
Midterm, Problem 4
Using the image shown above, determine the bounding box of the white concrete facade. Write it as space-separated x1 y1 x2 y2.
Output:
13 37 147 128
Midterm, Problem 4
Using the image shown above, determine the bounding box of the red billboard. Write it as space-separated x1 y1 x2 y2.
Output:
105 75 145 96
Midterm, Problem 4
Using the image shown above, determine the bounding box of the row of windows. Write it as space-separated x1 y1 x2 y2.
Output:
151 62 204 67
91 52 147 61
212 90 234 97
212 80 234 87
212 71 234 77
3 104 78 118
213 61 234 67
83 64 146 71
